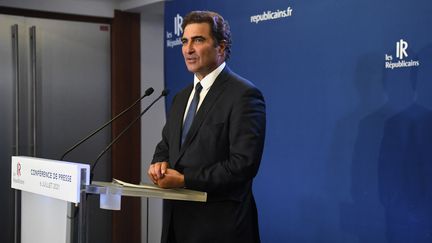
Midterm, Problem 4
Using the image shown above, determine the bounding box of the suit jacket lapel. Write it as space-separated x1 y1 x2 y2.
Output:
173 67 232 166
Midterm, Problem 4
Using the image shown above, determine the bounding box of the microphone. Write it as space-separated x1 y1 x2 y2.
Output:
60 87 154 160
90 89 169 182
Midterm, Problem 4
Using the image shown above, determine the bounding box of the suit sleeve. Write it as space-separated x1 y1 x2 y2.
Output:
151 95 178 164
183 87 266 193
151 124 170 163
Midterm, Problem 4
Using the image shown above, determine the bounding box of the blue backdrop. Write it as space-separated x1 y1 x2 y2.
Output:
163 1 432 242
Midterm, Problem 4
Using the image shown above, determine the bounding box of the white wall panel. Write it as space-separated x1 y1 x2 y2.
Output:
139 2 165 243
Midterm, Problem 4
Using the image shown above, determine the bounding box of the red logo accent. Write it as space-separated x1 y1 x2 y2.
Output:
100 25 109 31
17 162 21 177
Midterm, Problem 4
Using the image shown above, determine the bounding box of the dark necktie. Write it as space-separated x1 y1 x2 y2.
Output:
182 82 203 144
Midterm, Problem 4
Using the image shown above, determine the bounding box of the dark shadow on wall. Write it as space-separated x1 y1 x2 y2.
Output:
378 44 432 243
339 50 420 242
330 53 387 242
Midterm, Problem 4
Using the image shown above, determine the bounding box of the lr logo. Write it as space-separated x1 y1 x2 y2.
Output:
396 39 408 59
166 13 184 48
385 38 419 69
17 162 21 176
174 14 183 36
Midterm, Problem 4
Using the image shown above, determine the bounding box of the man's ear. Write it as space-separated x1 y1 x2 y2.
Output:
218 40 227 57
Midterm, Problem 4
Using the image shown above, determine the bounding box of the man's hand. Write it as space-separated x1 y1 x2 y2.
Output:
147 161 169 184
157 169 185 189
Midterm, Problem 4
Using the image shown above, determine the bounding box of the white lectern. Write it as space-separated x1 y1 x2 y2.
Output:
11 156 89 243
11 156 207 243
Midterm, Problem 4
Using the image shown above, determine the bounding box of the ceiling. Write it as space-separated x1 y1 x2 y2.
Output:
0 0 166 17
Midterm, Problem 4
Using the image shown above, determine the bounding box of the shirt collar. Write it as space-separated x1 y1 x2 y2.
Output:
193 62 226 90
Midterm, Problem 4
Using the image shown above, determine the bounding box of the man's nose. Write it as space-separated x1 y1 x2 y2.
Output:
185 42 195 53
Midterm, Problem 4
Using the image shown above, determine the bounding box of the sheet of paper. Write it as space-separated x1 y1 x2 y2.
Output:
112 178 161 190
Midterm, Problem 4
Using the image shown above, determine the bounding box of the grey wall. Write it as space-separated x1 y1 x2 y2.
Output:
139 2 165 243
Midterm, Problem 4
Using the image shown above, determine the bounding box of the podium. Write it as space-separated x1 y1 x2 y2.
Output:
11 156 207 243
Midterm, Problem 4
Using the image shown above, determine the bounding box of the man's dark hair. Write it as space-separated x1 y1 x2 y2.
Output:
182 11 232 60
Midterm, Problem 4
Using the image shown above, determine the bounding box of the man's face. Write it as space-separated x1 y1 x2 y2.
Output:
181 23 225 80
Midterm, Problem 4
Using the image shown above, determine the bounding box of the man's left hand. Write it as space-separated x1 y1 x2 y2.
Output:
157 169 185 189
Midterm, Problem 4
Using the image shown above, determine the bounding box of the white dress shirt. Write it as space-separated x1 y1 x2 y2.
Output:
183 62 226 122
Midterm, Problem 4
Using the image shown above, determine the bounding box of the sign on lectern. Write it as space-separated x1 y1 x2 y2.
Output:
11 156 89 203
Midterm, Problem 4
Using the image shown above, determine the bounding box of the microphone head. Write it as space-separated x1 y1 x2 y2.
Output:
161 89 170 96
145 87 154 96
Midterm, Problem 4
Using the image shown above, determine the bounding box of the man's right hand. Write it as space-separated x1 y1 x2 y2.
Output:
147 161 169 184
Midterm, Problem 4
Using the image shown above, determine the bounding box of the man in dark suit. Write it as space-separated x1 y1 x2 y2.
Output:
148 10 266 243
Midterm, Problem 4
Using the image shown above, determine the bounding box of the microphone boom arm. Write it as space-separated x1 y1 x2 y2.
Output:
90 89 169 182
59 87 154 160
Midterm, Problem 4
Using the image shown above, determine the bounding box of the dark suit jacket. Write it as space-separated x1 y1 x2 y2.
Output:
152 66 266 243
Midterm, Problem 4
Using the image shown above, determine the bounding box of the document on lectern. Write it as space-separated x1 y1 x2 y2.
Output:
112 178 160 189
103 178 207 202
